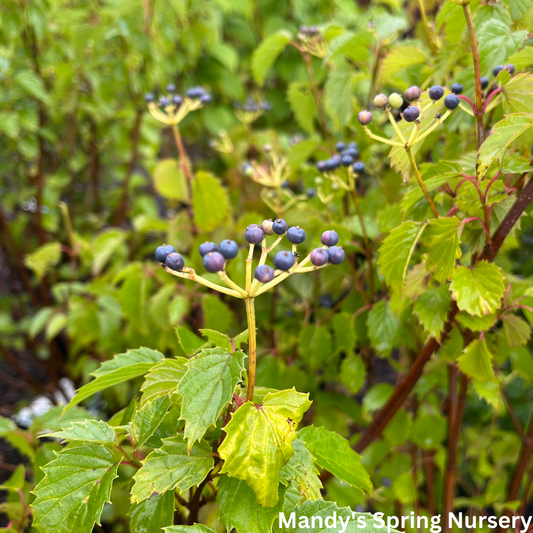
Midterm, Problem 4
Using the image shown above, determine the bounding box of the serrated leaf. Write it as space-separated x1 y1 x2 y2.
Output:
153 159 188 201
502 314 531 348
45 312 68 341
379 45 426 84
252 32 291 85
24 242 61 281
423 217 461 282
456 312 496 332
32 444 119 533
508 48 533 71
366 301 399 356
339 356 366 394
131 396 171 448
44 420 116 445
91 229 126 276
412 414 446 449
199 329 233 351
280 440 322 501
472 379 501 409
165 526 217 533
377 222 426 295
129 491 174 533
288 140 320 166
324 65 353 129
0 416 16 435
219 389 311 507
217 475 284 533
176 326 205 355
131 435 213 503
66 348 165 411
458 339 495 383
450 261 505 317
287 82 316 134
140 358 187 406
178 347 246 449
15 70 50 104
413 285 452 339
298 426 372 494
193 171 230 232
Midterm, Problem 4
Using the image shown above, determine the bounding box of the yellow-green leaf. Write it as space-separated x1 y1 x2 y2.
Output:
193 171 230 232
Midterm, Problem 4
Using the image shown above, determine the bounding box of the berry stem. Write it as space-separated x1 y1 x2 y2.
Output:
405 148 440 218
407 122 420 147
217 272 248 298
245 297 257 402
385 108 407 144
245 244 254 292
482 87 503 114
164 266 242 298
411 110 452 146
363 127 404 147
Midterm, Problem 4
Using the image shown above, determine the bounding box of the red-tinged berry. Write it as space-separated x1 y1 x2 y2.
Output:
166 252 185 271
310 248 328 266
218 240 239 260
202 251 225 273
402 106 420 122
272 218 288 235
287 226 306 244
328 246 345 265
404 86 421 102
245 224 264 244
358 110 372 125
254 265 275 283
155 244 176 263
444 94 460 110
273 251 295 271
199 242 217 257
321 230 339 246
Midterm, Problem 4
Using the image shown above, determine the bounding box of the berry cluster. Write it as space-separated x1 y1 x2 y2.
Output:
316 142 365 175
234 97 271 124
298 26 321 37
155 219 344 299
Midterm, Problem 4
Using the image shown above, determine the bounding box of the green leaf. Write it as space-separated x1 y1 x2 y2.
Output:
131 396 171 448
140 358 187 406
383 409 411 446
92 229 127 276
377 221 426 295
199 329 234 351
324 65 353 129
15 70 50 104
339 356 366 394
502 314 531 348
32 444 119 533
178 347 246 449
366 301 399 356
298 426 372 494
332 313 356 355
280 440 322 501
24 242 61 281
450 261 505 317
298 325 333 370
29 307 55 339
414 285 452 338
219 389 311 507
412 415 447 449
508 48 533 71
423 217 461 282
153 159 188 201
477 113 533 176
131 435 213 503
379 45 426 83
458 339 495 383
252 32 291 85
472 379 501 409
165 526 217 533
217 475 284 533
510 347 533 382
176 326 204 355
287 82 316 134
0 416 16 435
288 140 320 166
129 492 174 533
362 383 394 412
193 171 230 232
66 348 165 411
45 312 68 341
456 312 496 332
43 420 116 445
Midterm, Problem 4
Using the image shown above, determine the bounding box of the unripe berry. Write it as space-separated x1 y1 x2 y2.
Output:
202 251 225 273
388 93 403 109
254 265 275 283
327 246 345 265
218 240 239 260
480 77 489 89
506 64 515 75
321 230 339 246
352 162 365 174
402 106 420 122
287 226 306 244
404 86 421 102
199 242 217 257
357 110 373 125
155 244 176 263
373 94 388 108
273 251 295 271
450 83 463 95
245 224 264 244
166 252 185 272
335 141 345 152
310 248 329 267
492 65 504 77
272 218 288 235
428 86 444 101
444 94 460 110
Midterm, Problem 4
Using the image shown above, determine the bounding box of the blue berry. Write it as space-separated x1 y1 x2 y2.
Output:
199 242 217 257
352 162 365 174
310 248 329 267
403 106 420 122
506 64 515 75
145 93 155 103
166 252 185 271
335 141 345 152
323 160 335 172
492 65 504 77
451 83 463 95
480 77 489 89
254 265 275 283
245 224 264 244
316 161 326 172
321 230 339 246
200 94 212 105
155 244 176 263
347 142 358 150
273 251 295 271
381 477 392 488
428 86 444 101
218 239 238 260
282 180 290 189
186 87 206 99
272 219 288 235
358 110 372 125
172 95 183 106
330 155 342 169
160 96 170 106
202 251 225 273
328 246 345 265
306 188 316 198
166 83 176 92
404 86 421 102
287 226 306 244
444 94 460 110
341 155 354 166
344 147 359 159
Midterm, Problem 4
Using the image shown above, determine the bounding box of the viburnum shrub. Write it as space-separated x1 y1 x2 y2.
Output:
0 1 532 532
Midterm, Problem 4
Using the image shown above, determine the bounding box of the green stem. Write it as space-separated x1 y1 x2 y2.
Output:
418 0 437 56
245 298 257 402
406 148 440 218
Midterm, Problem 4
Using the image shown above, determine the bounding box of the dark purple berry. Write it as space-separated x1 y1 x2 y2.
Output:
254 265 275 283
330 155 341 169
145 93 155 103
166 252 185 271
404 86 421 102
480 77 489 89
344 147 359 159
273 251 295 271
316 161 326 172
352 162 365 174
310 248 329 267
287 226 306 244
341 155 354 166
218 239 238 260
428 86 444 101
166 83 176 92
335 141 345 152
245 224 264 244
505 64 515 75
323 160 335 172
492 65 504 77
321 230 339 246
155 244 176 263
358 110 372 125
444 94 460 110
402 106 420 122
327 246 345 265
272 219 288 235
186 87 205 99
202 251 225 273
451 83 463 95
199 242 217 257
